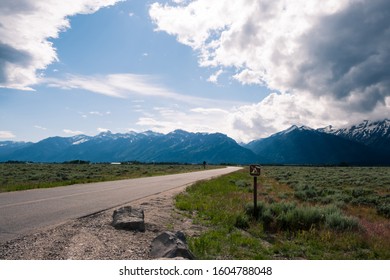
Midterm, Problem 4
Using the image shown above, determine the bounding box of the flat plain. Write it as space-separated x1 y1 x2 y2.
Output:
0 163 218 192
1 163 389 259
176 166 390 259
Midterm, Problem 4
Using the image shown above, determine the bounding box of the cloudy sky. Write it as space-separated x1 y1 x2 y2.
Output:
0 0 389 143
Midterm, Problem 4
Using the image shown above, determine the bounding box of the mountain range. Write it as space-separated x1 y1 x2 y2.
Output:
0 130 257 164
1 119 389 165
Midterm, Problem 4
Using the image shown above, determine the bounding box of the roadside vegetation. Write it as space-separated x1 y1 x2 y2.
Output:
175 166 390 259
0 162 219 192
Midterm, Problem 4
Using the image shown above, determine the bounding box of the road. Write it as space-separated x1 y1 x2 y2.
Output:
0 166 242 243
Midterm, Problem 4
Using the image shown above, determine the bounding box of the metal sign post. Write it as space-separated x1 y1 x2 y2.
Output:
249 165 261 219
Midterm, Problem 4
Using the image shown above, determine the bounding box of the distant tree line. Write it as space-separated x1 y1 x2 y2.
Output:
62 160 91 164
1 160 222 165
3 160 33 164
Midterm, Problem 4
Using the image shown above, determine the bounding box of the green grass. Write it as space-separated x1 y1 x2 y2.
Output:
0 163 220 192
175 167 390 259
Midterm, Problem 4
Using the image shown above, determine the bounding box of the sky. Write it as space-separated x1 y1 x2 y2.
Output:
0 0 389 143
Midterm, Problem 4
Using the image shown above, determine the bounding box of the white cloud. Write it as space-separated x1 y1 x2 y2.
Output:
135 92 390 143
150 0 390 131
0 131 16 139
172 0 189 4
137 117 181 134
0 0 123 90
90 111 102 116
151 0 347 87
136 106 229 136
45 73 221 106
97 128 109 133
228 93 335 142
89 111 110 116
63 129 84 135
233 69 264 86
34 125 47 130
207 69 223 84
227 92 390 142
190 107 229 115
46 73 179 99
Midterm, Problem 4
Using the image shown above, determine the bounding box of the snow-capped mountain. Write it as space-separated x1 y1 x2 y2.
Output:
274 125 314 136
321 119 390 153
244 124 384 165
323 119 389 140
1 119 389 165
0 130 256 164
0 141 33 160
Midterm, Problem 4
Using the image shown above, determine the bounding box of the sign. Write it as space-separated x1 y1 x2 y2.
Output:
249 165 261 219
249 165 261 176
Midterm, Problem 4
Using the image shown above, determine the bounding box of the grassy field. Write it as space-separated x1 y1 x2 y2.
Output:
175 166 390 259
0 163 217 192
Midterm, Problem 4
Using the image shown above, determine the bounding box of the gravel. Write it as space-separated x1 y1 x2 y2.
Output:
0 186 203 260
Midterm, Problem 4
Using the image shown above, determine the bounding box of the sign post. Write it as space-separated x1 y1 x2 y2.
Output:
249 165 261 219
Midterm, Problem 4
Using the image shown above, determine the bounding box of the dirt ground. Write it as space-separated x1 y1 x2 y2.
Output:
0 186 203 260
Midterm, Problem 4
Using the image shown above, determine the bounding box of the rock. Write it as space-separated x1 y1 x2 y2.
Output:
112 206 145 232
149 231 195 259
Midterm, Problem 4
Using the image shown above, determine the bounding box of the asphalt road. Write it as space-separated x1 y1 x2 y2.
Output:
0 166 242 243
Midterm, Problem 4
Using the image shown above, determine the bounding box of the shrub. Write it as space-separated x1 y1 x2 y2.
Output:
351 195 379 206
235 179 250 188
293 184 319 201
351 188 373 198
245 201 266 219
235 213 250 229
245 201 358 232
261 208 274 231
277 206 324 231
325 211 359 231
376 202 390 218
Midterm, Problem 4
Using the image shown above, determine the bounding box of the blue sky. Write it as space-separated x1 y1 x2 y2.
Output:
1 0 389 143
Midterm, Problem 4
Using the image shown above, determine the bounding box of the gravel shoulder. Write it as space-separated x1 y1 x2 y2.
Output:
0 186 202 260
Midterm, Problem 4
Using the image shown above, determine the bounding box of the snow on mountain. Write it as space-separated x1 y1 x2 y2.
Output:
320 119 390 148
0 141 33 157
317 125 334 134
245 123 384 165
0 141 31 147
318 119 390 155
334 119 390 139
1 119 389 164
70 135 91 145
72 138 90 145
275 125 315 136
278 125 299 135
0 129 256 164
